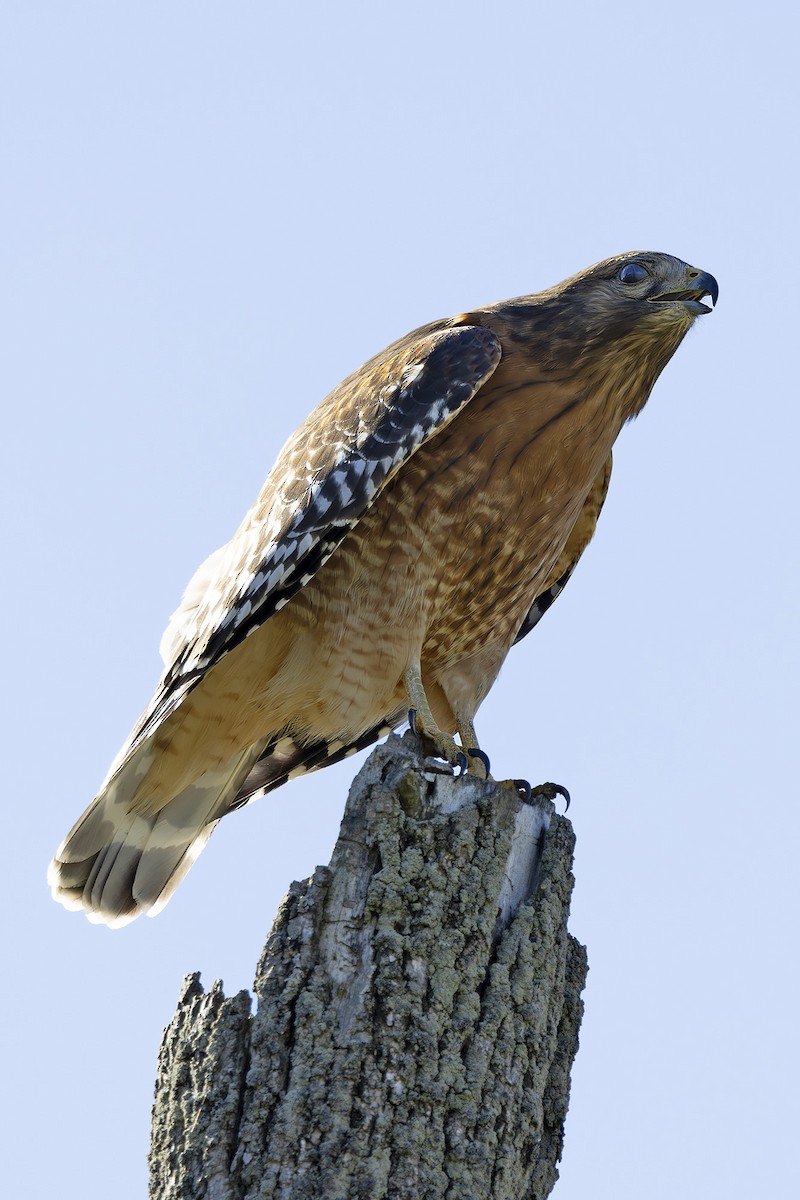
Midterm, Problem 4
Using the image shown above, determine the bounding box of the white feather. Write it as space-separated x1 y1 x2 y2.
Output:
159 543 228 667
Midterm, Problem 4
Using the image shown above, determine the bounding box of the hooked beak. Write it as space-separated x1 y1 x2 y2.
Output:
649 269 719 315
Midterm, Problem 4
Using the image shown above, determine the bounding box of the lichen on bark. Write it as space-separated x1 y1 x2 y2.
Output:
149 734 587 1200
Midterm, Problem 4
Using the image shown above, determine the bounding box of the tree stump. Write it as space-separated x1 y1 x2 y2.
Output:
149 733 587 1199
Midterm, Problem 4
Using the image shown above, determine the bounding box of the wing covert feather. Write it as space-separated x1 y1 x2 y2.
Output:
128 323 502 755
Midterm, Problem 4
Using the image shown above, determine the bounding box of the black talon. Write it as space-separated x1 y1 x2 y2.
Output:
514 780 571 811
408 708 418 735
454 751 469 777
547 782 571 812
532 781 571 812
467 748 491 777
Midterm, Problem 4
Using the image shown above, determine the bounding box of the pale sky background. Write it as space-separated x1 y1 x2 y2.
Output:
2 3 798 1197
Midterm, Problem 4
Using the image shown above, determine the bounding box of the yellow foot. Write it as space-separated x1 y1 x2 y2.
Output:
404 665 491 779
501 778 571 810
407 706 464 771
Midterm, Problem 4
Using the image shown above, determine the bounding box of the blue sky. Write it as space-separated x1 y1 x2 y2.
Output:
3 4 797 1197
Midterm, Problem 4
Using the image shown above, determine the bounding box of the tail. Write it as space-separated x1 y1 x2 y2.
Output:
49 719 400 927
48 738 269 927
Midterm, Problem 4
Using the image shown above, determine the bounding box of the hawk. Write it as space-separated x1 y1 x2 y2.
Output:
49 251 717 926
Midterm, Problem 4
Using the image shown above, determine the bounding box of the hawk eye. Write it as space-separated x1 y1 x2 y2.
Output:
618 263 649 284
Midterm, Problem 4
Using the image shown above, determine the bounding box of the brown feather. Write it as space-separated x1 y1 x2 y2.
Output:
49 250 717 923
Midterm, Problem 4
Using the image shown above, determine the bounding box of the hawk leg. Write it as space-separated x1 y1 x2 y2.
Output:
404 665 489 779
404 663 463 767
454 716 491 780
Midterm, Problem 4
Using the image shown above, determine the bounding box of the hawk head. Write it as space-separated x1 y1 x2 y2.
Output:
532 251 719 417
573 251 718 320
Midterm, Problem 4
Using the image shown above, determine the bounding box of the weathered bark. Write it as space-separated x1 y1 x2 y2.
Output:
149 733 587 1200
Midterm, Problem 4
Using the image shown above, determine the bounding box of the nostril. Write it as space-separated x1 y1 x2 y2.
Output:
687 269 699 279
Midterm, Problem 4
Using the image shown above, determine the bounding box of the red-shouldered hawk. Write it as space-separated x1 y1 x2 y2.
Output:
49 252 717 926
